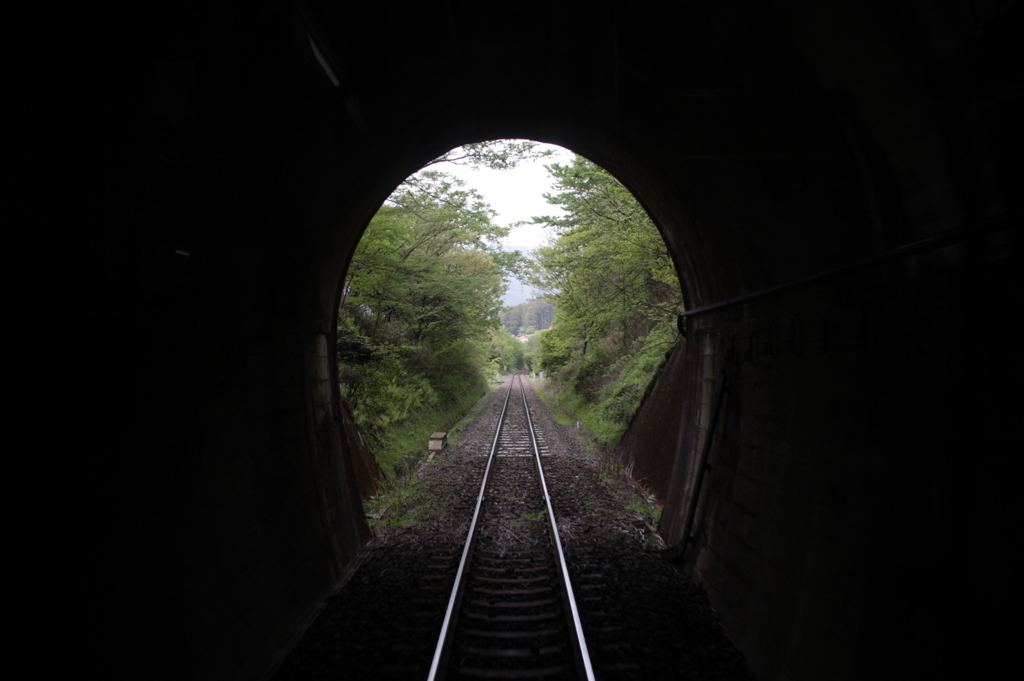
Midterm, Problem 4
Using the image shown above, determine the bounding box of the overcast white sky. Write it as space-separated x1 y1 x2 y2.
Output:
425 141 575 304
435 142 574 248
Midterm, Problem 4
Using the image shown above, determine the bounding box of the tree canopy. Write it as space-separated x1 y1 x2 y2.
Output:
338 141 540 477
337 144 681 472
423 140 552 171
529 155 682 440
500 298 555 336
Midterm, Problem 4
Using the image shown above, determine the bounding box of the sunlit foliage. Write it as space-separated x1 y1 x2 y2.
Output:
530 156 682 443
338 142 540 477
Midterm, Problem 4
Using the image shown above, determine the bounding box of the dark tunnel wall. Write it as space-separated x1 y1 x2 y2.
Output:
47 1 1020 679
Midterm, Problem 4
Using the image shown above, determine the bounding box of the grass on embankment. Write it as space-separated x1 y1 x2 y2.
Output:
367 376 504 481
530 376 626 447
363 376 503 523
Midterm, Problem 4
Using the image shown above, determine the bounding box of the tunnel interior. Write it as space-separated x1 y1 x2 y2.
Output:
55 1 1020 679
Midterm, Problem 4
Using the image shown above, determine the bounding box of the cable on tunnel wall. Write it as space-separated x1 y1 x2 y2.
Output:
675 214 1015 325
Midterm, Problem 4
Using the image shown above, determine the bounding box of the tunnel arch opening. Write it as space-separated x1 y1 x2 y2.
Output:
330 139 691 495
289 21 900 665
293 66 965 673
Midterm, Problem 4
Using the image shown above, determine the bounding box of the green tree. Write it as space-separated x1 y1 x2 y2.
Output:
500 297 554 335
338 141 539 477
529 155 682 440
487 327 526 374
424 140 552 171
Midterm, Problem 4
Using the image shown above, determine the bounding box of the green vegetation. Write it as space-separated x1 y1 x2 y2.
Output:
530 382 574 426
500 297 554 336
356 391 484 481
339 144 680 481
629 501 662 528
364 477 436 528
529 155 683 445
339 141 541 479
486 327 528 375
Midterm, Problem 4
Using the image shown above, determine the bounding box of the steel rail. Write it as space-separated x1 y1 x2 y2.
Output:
426 376 515 681
520 376 597 681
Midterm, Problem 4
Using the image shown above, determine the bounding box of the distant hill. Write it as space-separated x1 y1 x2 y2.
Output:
501 298 554 335
501 280 541 307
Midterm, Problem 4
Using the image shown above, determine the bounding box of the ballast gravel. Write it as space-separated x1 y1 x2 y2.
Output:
271 376 753 681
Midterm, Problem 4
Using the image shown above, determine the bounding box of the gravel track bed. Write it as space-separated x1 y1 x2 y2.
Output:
271 375 752 681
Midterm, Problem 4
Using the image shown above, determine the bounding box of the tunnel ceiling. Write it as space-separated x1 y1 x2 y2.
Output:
292 0 889 330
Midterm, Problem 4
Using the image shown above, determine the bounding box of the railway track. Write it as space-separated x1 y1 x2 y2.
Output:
427 373 595 681
271 372 752 681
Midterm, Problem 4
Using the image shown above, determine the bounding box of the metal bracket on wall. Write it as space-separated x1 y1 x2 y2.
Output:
664 369 729 563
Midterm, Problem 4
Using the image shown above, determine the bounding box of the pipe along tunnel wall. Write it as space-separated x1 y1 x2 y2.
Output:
49 2 1019 679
